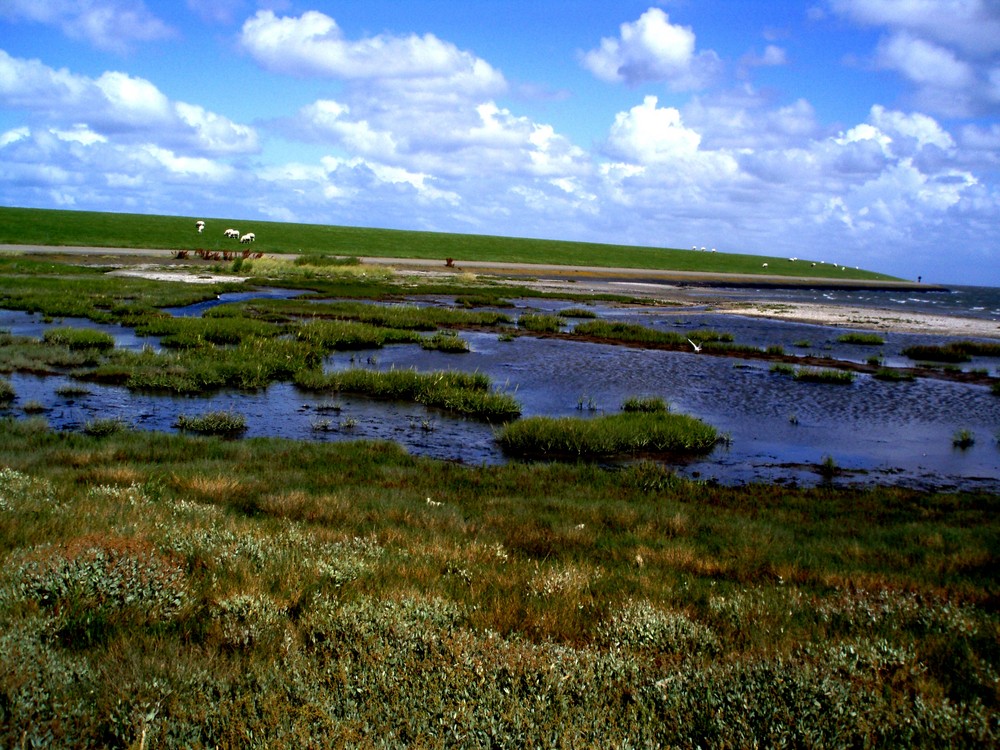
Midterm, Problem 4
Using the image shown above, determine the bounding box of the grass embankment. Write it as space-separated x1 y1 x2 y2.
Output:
0 420 996 747
0 206 901 281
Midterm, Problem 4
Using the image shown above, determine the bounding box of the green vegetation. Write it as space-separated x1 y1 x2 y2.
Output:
903 344 972 363
82 417 127 437
0 206 901 281
495 411 718 458
621 395 669 413
517 313 563 333
419 330 470 353
837 332 886 345
175 410 248 436
42 327 116 351
0 377 13 403
0 420 995 747
574 320 687 346
874 368 916 382
772 364 855 384
295 367 521 421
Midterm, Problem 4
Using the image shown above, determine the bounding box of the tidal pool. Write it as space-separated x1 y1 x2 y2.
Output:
2 295 998 491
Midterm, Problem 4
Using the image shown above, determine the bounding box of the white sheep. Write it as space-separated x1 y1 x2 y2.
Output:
224 228 240 239
762 262 769 268
240 232 255 244
195 220 205 233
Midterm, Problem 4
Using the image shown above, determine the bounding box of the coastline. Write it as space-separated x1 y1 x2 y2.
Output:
4 243 994 339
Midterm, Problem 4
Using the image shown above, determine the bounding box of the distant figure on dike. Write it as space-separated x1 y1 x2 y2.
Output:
917 275 922 283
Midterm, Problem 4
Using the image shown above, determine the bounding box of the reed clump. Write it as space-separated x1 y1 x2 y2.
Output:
495 411 718 459
420 330 470 353
0 378 12 404
517 313 563 333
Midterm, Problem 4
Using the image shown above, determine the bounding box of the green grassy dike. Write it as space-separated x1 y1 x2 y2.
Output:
0 420 997 748
0 205 901 281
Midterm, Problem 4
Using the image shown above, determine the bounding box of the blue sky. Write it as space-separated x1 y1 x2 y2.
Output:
1 1 998 285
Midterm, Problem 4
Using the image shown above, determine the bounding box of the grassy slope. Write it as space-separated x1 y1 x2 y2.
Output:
0 206 900 281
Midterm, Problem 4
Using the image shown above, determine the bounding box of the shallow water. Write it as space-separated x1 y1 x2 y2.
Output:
2 292 999 491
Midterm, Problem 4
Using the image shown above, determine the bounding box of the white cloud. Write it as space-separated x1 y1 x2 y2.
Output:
240 10 506 97
0 0 174 54
0 51 258 156
581 8 721 89
830 0 1000 56
876 32 974 89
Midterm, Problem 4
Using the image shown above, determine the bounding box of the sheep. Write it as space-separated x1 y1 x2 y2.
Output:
240 232 255 244
195 220 205 233
762 262 769 268
224 228 240 239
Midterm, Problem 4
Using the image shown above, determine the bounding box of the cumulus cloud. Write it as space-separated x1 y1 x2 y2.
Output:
829 0 1000 115
0 0 174 54
830 0 1000 56
240 10 506 97
581 8 721 89
0 50 258 155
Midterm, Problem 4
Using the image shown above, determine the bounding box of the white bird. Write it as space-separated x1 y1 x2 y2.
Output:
687 338 702 353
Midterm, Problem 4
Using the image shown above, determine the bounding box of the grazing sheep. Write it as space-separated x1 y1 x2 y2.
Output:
762 262 769 268
224 228 240 239
195 220 205 233
240 232 255 244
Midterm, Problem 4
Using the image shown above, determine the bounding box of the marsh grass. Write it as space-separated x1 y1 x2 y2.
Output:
573 320 687 346
772 364 854 384
295 367 521 420
874 367 916 382
495 411 718 458
0 378 12 403
837 332 885 345
42 327 116 351
0 420 995 747
517 313 563 333
902 344 973 363
794 368 855 384
82 417 127 437
420 330 470 353
621 396 669 413
174 410 247 436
